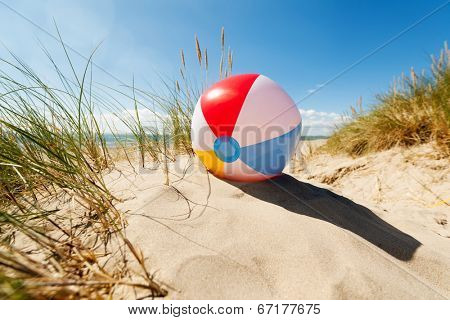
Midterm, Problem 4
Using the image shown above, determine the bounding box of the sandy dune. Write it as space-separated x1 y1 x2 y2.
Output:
106 143 450 299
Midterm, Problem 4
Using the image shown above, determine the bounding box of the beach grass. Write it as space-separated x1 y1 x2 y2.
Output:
323 42 450 156
0 41 168 299
128 27 233 163
0 28 230 299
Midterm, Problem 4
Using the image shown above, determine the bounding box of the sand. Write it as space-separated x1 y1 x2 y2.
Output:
105 142 450 299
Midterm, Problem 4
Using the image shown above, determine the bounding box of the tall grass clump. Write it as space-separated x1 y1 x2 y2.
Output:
0 39 166 299
324 42 450 156
150 27 233 158
118 27 233 174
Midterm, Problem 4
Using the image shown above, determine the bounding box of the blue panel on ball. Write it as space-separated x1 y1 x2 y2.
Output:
240 124 301 176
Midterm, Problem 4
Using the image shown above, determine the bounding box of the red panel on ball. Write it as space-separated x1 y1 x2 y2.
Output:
201 74 259 137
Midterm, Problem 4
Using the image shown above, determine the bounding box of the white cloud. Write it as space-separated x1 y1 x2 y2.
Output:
98 108 167 133
299 108 344 136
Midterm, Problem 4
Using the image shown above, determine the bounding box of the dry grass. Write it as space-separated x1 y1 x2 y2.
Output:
0 27 231 299
0 41 167 299
323 43 450 157
117 27 233 170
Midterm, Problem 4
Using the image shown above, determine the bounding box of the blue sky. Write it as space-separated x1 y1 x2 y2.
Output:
0 0 449 135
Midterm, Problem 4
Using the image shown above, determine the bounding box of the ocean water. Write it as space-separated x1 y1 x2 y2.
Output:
103 133 137 146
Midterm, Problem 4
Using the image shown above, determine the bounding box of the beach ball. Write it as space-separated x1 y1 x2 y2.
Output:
191 74 301 182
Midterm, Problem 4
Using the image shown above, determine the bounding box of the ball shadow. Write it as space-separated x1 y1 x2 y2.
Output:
228 174 421 261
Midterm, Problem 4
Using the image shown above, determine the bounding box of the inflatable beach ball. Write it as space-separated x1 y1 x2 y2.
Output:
191 74 301 182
